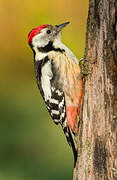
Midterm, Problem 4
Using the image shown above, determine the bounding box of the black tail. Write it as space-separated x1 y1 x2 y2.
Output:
63 127 77 167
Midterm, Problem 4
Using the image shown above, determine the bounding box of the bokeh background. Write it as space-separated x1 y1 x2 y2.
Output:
0 0 88 179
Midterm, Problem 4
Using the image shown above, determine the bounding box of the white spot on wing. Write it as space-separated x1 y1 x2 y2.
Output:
56 89 63 96
61 112 65 118
59 98 64 108
54 119 59 123
49 98 58 104
51 87 55 91
51 110 59 115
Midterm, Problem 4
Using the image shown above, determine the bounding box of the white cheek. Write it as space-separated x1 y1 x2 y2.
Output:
32 29 49 47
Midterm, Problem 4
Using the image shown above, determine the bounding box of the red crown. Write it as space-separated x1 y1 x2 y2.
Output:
28 24 48 44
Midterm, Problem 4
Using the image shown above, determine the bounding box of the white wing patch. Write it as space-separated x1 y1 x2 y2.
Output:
49 98 58 104
41 61 53 101
59 97 64 108
56 89 63 96
51 109 59 115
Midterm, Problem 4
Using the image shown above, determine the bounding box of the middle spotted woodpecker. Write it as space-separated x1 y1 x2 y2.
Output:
28 22 83 165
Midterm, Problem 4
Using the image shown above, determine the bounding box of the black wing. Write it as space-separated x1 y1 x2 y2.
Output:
45 86 66 125
34 56 66 125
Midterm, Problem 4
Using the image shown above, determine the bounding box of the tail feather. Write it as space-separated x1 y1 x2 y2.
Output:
63 126 77 167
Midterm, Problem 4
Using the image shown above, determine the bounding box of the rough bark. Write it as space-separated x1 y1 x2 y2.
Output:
73 0 117 179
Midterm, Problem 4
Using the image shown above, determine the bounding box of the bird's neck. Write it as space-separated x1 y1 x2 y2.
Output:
32 40 64 61
32 40 78 63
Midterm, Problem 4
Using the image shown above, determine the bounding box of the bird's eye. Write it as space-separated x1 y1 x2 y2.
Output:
47 30 51 34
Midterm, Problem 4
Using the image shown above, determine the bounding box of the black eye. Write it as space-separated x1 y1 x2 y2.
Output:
47 30 51 34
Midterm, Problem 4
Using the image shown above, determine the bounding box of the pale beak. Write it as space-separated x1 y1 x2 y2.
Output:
56 22 70 32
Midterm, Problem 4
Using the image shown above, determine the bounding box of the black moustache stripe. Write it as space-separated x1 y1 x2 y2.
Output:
37 41 65 53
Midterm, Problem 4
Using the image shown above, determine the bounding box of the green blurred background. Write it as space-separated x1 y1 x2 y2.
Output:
0 0 88 179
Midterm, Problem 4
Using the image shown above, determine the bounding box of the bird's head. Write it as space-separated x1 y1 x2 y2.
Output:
28 22 70 48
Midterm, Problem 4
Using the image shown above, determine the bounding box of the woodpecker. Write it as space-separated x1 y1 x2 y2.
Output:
28 22 83 165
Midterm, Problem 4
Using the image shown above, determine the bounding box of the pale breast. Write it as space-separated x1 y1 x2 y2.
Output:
48 51 83 107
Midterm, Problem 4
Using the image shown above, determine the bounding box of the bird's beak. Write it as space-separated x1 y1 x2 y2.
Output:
55 22 70 32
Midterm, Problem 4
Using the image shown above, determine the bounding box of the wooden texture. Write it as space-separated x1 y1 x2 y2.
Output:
73 0 117 179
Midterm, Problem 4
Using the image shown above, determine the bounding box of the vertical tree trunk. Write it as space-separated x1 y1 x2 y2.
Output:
73 0 117 179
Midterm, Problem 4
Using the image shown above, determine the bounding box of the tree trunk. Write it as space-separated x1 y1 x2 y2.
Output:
73 0 117 179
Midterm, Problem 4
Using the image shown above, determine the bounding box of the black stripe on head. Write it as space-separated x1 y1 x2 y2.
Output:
37 41 65 53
